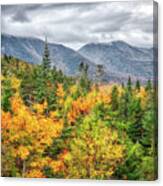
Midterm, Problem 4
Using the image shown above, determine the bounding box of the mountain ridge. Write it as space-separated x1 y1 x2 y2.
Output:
78 40 154 82
1 33 154 83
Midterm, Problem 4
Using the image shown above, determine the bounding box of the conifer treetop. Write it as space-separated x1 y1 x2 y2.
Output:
42 36 51 69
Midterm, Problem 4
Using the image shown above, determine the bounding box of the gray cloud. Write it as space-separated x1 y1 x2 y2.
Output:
11 11 30 23
92 12 132 33
1 1 154 49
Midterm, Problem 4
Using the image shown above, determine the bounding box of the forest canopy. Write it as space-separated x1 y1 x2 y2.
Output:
1 41 157 180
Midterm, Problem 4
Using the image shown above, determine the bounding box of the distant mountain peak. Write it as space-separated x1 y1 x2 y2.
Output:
78 40 154 83
79 40 137 51
111 40 130 46
2 34 154 83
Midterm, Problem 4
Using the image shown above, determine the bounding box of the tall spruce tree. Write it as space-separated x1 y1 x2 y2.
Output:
119 90 130 119
111 85 119 111
121 82 125 89
127 98 144 143
135 80 140 91
78 62 90 94
79 62 89 79
96 64 104 83
2 78 13 112
145 79 152 92
127 76 132 91
79 62 84 74
42 37 51 70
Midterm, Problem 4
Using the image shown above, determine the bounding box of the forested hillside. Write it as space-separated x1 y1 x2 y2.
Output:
1 40 157 180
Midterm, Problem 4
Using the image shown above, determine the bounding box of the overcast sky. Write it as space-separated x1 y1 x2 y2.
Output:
1 1 154 50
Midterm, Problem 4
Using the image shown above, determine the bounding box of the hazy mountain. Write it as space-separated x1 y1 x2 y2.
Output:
1 34 95 76
79 41 154 82
1 34 154 83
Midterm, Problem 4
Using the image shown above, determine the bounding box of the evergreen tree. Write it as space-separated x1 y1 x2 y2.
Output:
127 98 144 143
15 58 19 70
111 85 119 111
78 62 90 94
96 64 104 83
42 37 51 70
2 78 13 112
121 82 125 89
141 83 155 150
135 80 140 91
34 66 47 103
84 64 89 75
146 80 152 92
119 89 131 119
30 37 52 103
79 62 84 74
4 54 8 62
79 62 89 79
127 76 132 91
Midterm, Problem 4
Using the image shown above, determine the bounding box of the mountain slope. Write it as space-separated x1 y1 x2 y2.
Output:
1 34 154 83
78 41 154 82
1 34 95 76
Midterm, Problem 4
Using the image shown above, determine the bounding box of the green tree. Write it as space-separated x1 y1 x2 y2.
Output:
96 64 104 83
146 80 152 92
127 98 144 143
78 62 91 94
79 62 84 74
111 85 119 111
2 78 13 112
119 89 131 119
135 80 140 91
42 37 51 70
121 82 125 89
127 76 132 91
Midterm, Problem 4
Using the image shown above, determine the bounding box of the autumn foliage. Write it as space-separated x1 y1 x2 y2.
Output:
1 56 157 180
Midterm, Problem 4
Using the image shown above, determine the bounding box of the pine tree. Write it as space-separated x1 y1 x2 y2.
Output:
145 80 152 92
121 82 125 89
111 85 119 111
32 37 51 103
135 80 140 91
119 90 130 119
84 64 89 76
127 76 132 91
79 62 89 79
42 37 51 70
78 62 90 94
96 64 104 83
2 78 13 112
79 62 84 74
127 98 144 143
4 54 8 62
141 81 155 149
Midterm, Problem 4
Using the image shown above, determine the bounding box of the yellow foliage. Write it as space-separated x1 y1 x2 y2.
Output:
2 79 64 177
25 169 45 178
64 114 125 179
136 87 148 107
11 77 21 90
69 85 78 94
33 101 47 114
50 160 64 173
16 146 30 160
67 85 112 125
56 83 65 98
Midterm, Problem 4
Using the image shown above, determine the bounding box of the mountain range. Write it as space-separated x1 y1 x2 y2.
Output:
1 34 154 83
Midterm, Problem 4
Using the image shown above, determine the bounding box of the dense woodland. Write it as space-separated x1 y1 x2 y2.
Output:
1 40 157 180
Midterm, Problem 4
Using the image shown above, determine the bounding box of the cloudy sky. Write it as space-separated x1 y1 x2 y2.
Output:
1 1 154 49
